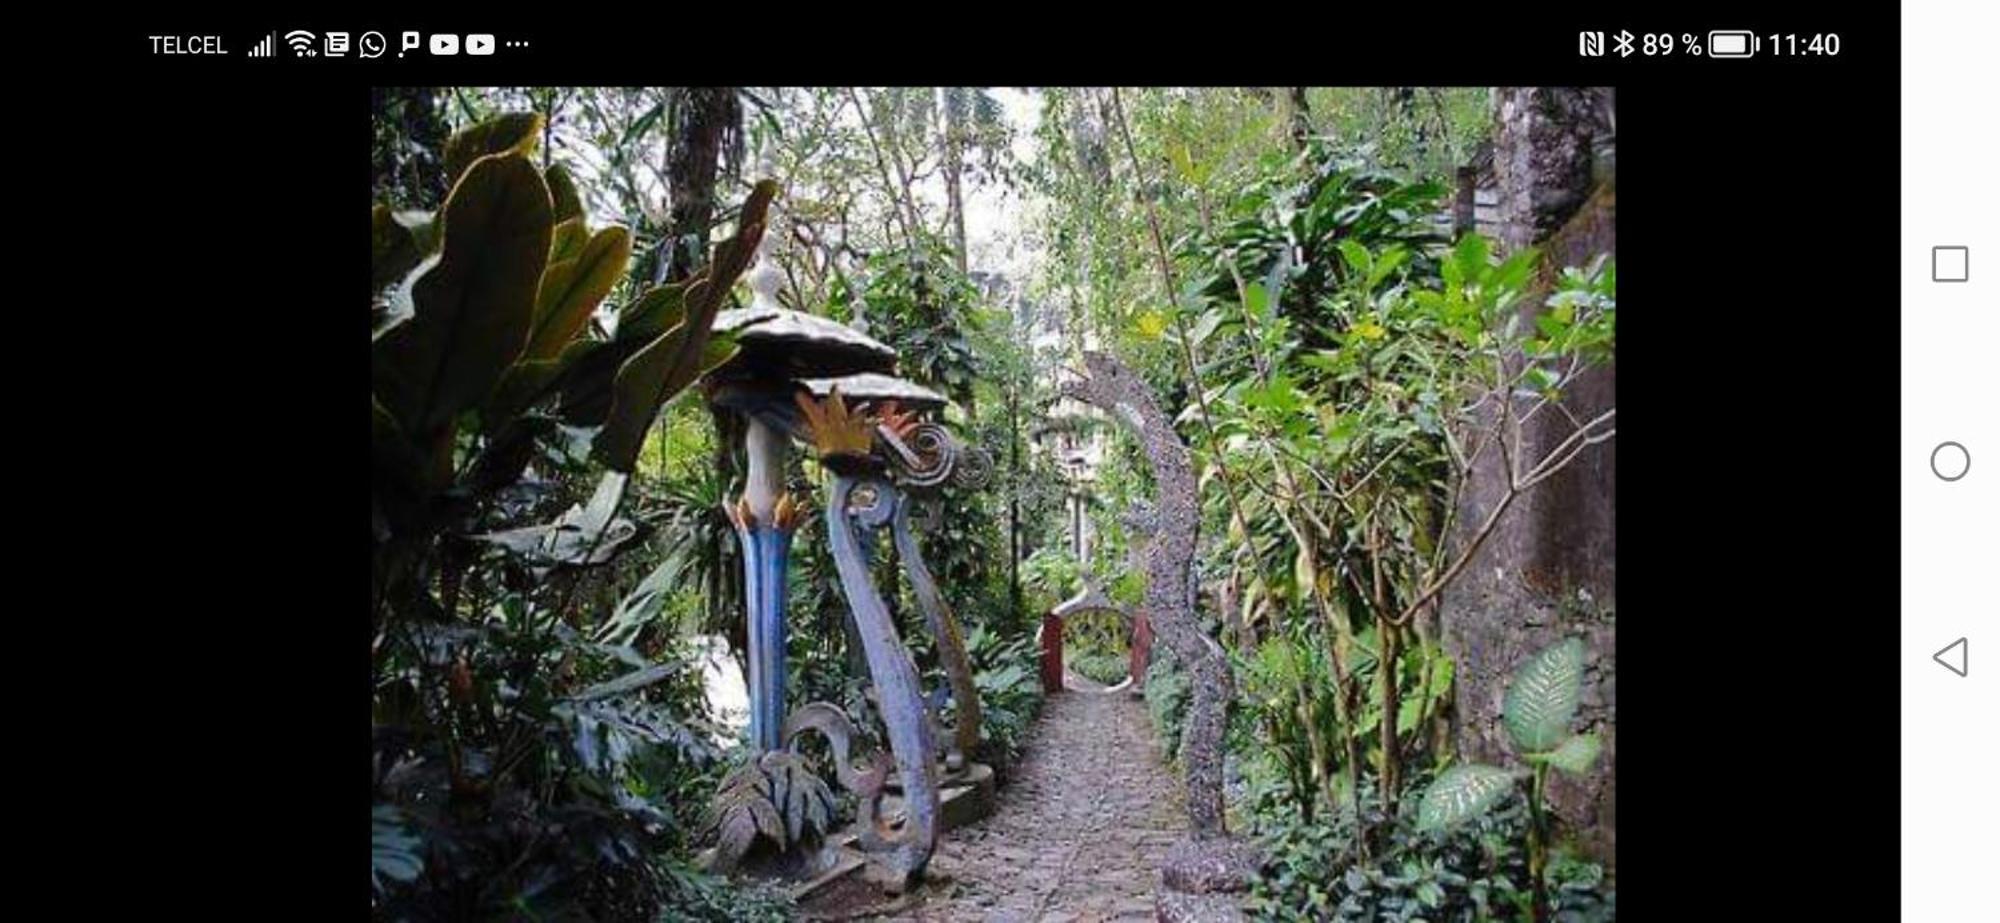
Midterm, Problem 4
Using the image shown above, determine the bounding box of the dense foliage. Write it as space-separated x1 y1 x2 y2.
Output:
372 87 1615 921
1027 87 1615 920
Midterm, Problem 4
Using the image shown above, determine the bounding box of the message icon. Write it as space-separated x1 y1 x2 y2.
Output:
400 31 419 58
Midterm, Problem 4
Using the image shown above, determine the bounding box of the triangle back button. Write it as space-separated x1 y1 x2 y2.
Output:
1933 637 1969 677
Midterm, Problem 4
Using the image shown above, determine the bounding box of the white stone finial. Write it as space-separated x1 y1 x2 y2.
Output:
745 147 784 313
849 266 871 335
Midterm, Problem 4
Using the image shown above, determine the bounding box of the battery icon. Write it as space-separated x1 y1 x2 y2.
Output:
1708 30 1758 57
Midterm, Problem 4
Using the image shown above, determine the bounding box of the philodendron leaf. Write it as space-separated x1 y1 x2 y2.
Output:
529 225 631 361
1416 764 1516 833
442 112 544 189
1544 731 1601 775
373 153 552 435
1503 638 1585 753
545 162 584 225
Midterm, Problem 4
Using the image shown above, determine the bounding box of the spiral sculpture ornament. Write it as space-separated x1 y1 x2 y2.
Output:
844 477 897 530
882 421 958 489
951 443 994 489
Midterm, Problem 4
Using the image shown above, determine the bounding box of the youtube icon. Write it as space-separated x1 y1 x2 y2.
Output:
467 33 495 55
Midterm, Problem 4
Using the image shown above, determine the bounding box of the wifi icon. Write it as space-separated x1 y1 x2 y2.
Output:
284 30 317 57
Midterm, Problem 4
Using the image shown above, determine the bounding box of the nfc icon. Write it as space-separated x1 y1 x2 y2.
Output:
1579 31 1604 56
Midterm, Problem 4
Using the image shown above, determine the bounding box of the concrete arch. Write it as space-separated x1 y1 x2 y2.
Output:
1038 584 1153 693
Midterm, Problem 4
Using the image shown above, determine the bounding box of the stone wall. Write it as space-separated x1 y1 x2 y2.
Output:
1441 87 1617 863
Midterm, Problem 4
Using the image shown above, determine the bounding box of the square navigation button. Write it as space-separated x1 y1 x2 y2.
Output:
1933 245 1969 282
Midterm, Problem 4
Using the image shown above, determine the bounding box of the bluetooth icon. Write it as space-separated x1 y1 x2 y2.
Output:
1613 30 1635 57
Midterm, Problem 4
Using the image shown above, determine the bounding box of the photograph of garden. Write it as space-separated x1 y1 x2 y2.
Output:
371 86 1616 922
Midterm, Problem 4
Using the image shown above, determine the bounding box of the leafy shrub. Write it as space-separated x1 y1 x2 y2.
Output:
370 113 776 921
1246 771 1613 922
655 858 794 922
967 623 1043 767
1069 651 1129 685
1417 639 1603 921
1144 649 1192 760
1020 546 1082 615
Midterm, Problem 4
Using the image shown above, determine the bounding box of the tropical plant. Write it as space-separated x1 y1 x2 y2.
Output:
370 111 780 920
1143 649 1192 761
1416 638 1603 922
1246 768 1612 923
966 623 1044 769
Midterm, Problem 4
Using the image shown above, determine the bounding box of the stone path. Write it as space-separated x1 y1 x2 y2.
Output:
875 675 1185 922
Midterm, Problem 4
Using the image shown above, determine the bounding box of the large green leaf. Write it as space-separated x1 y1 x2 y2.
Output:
553 339 629 427
372 205 423 294
371 395 435 497
372 805 424 893
615 282 690 345
481 357 565 433
545 162 584 225
548 218 589 265
590 304 741 472
372 153 552 435
529 225 631 361
442 112 544 189
1543 731 1601 776
591 180 776 472
1416 764 1516 832
1503 638 1585 753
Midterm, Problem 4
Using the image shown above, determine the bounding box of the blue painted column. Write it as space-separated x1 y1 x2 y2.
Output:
732 414 795 753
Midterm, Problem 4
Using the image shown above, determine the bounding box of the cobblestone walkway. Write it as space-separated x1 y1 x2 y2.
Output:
878 677 1184 922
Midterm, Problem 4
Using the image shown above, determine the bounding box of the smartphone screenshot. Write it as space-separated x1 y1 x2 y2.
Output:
107 6 1981 920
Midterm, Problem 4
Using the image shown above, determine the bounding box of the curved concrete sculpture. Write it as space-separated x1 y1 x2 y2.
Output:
806 373 986 772
823 472 940 889
1060 350 1258 920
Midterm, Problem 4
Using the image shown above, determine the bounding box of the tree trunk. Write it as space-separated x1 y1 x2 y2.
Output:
664 87 740 283
1008 370 1023 622
1442 86 1617 863
942 88 969 273
1287 87 1312 148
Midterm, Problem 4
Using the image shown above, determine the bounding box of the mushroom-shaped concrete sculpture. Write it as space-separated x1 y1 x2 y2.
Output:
803 373 984 774
702 228 950 890
705 282 894 755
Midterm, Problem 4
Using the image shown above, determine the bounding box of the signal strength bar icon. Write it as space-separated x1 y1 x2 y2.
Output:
247 33 275 57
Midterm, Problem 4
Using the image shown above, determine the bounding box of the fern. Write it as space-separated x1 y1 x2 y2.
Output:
703 751 838 873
